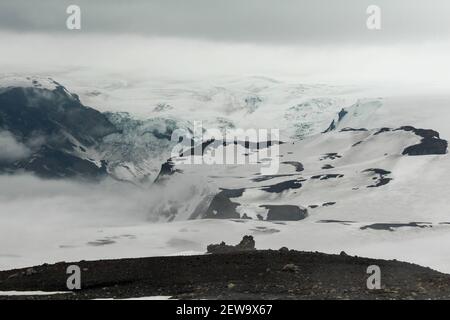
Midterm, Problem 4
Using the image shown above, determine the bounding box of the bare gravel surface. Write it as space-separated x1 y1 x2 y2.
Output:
0 249 449 300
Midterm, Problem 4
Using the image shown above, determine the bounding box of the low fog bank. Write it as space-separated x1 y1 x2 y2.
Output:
0 172 212 269
0 174 150 226
0 173 207 227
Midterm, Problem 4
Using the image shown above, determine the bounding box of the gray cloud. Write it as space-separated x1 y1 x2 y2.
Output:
0 170 212 225
0 131 31 162
0 0 449 44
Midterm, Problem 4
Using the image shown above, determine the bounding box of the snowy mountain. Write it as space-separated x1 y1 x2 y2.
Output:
1 76 448 219
71 76 355 140
0 77 188 182
0 76 356 182
2 76 450 274
0 77 116 179
156 123 447 222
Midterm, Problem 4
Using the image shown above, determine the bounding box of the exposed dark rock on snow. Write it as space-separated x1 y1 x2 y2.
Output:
371 126 448 155
374 127 391 135
281 161 304 172
365 168 391 175
181 139 284 157
319 153 342 161
207 235 256 254
340 127 368 132
308 205 319 209
322 202 336 207
396 126 448 156
321 164 335 169
154 158 182 183
325 123 447 156
363 168 392 188
397 126 439 139
227 140 284 149
318 219 355 225
13 146 108 179
260 179 304 193
360 222 432 231
311 174 344 180
352 141 363 147
220 188 246 198
260 205 308 221
324 108 348 133
203 188 246 219
251 174 297 182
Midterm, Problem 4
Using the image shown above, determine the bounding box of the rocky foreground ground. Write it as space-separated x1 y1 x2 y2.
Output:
1 237 450 300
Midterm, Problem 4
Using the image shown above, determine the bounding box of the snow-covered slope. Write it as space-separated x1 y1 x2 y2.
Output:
156 124 448 223
0 76 64 92
2 75 450 274
69 76 359 140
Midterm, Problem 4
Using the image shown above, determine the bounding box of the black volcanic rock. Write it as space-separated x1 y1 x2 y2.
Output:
311 174 344 180
260 179 304 193
396 126 448 156
324 108 348 133
207 235 256 254
0 85 116 145
260 205 308 221
319 153 342 161
154 158 183 183
180 138 284 158
281 161 304 172
12 146 108 179
363 168 392 188
360 222 432 231
374 127 391 135
0 81 117 179
373 125 448 156
340 127 368 132
3 249 450 300
203 189 243 219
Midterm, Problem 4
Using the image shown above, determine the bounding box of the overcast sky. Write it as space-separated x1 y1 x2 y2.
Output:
1 0 450 44
1 0 450 90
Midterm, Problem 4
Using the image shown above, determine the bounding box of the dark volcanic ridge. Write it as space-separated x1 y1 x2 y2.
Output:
1 236 450 300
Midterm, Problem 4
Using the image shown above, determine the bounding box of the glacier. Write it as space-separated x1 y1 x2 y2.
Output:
1 75 450 275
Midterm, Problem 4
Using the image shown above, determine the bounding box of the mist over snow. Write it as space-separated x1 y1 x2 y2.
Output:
0 173 210 226
0 175 148 225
